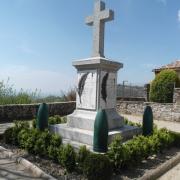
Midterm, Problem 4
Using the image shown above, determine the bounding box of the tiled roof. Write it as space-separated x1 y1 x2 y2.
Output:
153 60 180 72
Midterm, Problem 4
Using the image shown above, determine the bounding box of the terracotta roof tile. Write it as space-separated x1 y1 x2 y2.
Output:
153 60 180 72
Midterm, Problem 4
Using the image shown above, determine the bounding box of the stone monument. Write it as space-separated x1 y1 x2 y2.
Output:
50 1 141 149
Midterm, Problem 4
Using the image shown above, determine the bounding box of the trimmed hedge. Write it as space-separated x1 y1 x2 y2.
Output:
83 153 113 180
108 127 176 172
2 119 180 179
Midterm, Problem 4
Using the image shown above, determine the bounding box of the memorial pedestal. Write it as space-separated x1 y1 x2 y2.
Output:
50 57 141 149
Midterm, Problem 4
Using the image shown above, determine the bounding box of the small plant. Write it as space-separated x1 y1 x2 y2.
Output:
83 153 113 180
18 129 31 149
49 115 64 125
3 121 29 145
47 134 62 160
24 128 40 154
76 146 91 172
124 118 141 127
108 135 131 172
33 130 51 156
58 144 76 172
33 115 66 128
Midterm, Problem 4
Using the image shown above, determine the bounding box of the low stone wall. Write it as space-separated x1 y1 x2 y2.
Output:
117 101 180 122
1 100 180 123
0 102 76 122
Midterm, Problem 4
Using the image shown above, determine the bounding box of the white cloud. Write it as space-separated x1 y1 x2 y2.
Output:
178 9 180 23
0 65 76 95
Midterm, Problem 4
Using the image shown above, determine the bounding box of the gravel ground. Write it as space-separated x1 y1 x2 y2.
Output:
0 141 179 180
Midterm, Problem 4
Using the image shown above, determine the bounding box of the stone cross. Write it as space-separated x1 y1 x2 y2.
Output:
86 1 114 58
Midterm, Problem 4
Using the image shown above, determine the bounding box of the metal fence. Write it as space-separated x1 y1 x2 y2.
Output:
117 84 146 98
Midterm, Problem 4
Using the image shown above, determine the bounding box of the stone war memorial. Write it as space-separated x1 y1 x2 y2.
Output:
50 1 141 151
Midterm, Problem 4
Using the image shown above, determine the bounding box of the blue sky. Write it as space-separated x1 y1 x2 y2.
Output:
0 0 180 94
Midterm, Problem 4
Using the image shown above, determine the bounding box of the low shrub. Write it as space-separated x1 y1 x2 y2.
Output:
58 144 76 172
83 153 113 180
33 130 51 156
108 128 176 172
18 129 31 149
3 121 29 145
108 135 131 172
23 128 40 154
3 127 14 144
76 146 91 172
169 131 180 148
32 115 66 128
124 118 141 127
49 115 63 125
47 134 62 160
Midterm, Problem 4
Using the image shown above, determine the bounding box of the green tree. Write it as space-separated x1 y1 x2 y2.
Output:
150 69 180 103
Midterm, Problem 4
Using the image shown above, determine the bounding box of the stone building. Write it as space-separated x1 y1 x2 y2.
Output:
153 60 180 79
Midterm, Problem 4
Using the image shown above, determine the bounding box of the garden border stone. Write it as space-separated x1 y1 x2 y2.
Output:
140 151 180 180
0 146 56 180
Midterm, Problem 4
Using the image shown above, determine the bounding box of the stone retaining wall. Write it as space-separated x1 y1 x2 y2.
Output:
117 101 180 122
1 100 180 123
0 102 76 122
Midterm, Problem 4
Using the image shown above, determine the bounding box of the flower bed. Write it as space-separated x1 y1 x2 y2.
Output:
1 116 180 180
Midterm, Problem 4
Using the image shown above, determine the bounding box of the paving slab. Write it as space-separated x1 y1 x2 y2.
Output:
0 156 42 180
0 123 14 135
158 162 180 180
122 113 180 133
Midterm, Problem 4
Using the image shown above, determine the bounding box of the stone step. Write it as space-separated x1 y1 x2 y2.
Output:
49 124 142 146
50 124 93 145
67 109 124 131
62 138 93 151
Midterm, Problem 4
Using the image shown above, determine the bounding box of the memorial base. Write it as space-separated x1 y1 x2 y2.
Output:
49 123 141 150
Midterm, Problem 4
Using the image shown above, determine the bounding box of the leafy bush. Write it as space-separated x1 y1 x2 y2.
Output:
58 144 76 172
108 128 176 172
76 146 91 172
47 134 62 160
32 115 67 128
22 128 40 154
48 115 63 125
18 129 31 149
169 131 180 148
33 130 51 156
108 135 131 172
3 127 14 144
150 69 180 103
124 118 141 127
83 153 113 180
3 121 29 145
